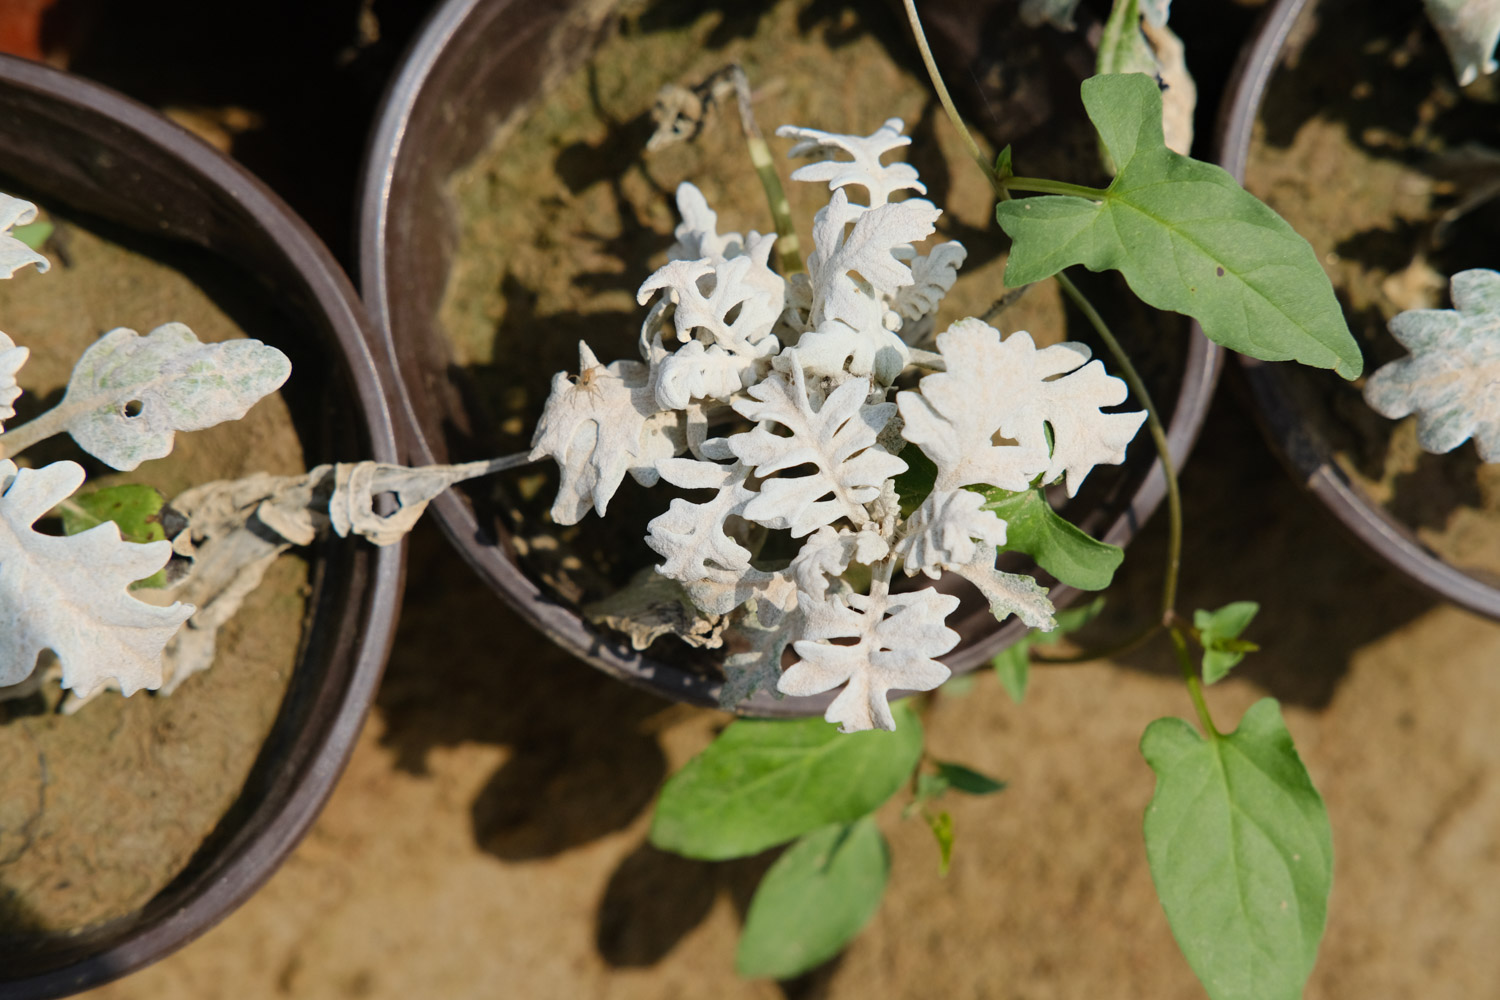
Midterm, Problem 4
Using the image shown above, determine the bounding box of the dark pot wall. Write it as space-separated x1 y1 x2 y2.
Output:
0 55 405 999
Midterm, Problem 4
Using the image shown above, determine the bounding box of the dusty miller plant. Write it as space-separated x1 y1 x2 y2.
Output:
535 1 1381 996
529 118 1146 731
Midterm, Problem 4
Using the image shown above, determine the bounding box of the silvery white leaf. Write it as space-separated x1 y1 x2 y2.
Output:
790 524 890 601
782 586 959 733
0 459 192 696
530 341 674 524
778 318 908 385
1424 0 1500 86
898 318 1146 496
667 182 746 261
951 553 1056 631
807 189 939 331
895 488 1008 580
60 322 291 471
777 118 924 208
0 194 49 278
729 364 907 536
0 331 27 429
1364 268 1500 460
893 241 967 328
326 459 514 547
654 336 777 410
720 595 803 709
647 458 764 614
637 231 785 354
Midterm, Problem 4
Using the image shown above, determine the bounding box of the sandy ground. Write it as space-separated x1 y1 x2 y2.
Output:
75 387 1500 1000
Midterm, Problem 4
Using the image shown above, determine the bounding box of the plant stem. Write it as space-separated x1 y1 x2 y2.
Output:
1003 176 1110 200
0 403 73 461
724 65 802 275
902 0 1002 200
1031 619 1161 664
1171 625 1219 738
1053 272 1182 619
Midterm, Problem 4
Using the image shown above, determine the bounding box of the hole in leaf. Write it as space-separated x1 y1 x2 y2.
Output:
723 302 743 326
122 399 144 418
372 491 400 516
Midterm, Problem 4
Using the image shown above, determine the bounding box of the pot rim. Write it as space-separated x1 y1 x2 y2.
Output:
1220 0 1500 621
357 0 1224 714
0 55 405 998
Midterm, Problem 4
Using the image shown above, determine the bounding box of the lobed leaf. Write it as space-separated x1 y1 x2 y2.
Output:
735 818 890 979
650 701 922 860
1363 268 1500 461
996 74 1362 379
980 484 1123 591
62 323 293 471
1142 699 1333 1000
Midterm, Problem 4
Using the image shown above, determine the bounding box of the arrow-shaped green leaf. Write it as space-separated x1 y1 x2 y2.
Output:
996 73 1362 379
1142 699 1333 1000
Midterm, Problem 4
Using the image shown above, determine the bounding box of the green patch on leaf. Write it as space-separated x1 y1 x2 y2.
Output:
1194 601 1260 684
11 221 53 251
979 484 1123 591
58 483 169 589
990 597 1105 703
650 702 922 860
736 818 890 979
1142 699 1333 1000
996 73 1362 379
893 444 938 519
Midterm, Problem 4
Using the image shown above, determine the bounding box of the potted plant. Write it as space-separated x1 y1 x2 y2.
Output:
1223 0 1500 618
0 55 404 999
357 0 1221 713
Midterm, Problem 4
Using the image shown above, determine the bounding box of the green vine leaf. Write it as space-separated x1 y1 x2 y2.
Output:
996 73 1362 379
650 701 922 860
1142 699 1333 1000
979 484 1123 591
933 761 1007 796
736 818 890 979
1194 601 1260 684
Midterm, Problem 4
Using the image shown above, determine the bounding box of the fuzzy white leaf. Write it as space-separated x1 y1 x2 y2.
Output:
637 232 785 354
0 194 49 278
782 586 959 732
584 567 727 651
898 319 1147 496
778 118 924 208
0 460 192 695
647 458 764 614
720 596 803 709
530 341 676 524
0 331 26 429
790 524 890 601
326 458 517 546
951 554 1056 631
1424 0 1500 86
667 182 745 262
57 323 291 471
777 318 909 385
1364 268 1500 460
655 336 777 410
895 488 1008 579
807 189 939 331
729 364 907 536
892 242 967 326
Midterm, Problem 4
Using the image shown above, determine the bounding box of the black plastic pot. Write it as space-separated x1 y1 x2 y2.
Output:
1222 0 1500 620
357 0 1222 714
0 56 404 998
